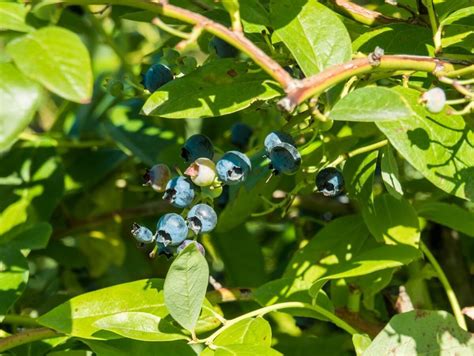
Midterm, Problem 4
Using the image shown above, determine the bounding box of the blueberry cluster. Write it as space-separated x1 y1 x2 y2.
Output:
131 134 251 258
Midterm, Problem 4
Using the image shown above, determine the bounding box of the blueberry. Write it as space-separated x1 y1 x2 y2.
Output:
181 134 214 163
216 151 251 185
269 143 301 175
143 63 173 93
143 164 171 192
264 131 295 155
231 123 253 150
184 158 217 187
316 167 345 197
155 213 188 247
209 36 238 58
163 176 195 208
156 241 174 259
131 223 154 244
177 240 206 255
187 203 217 234
421 87 446 113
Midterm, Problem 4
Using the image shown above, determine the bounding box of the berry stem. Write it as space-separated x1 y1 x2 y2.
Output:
152 17 191 39
420 241 467 330
0 328 62 352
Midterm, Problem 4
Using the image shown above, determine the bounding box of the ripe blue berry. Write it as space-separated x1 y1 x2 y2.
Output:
264 131 295 155
177 240 206 255
316 167 345 197
143 164 171 192
181 134 214 163
131 223 154 245
163 176 195 208
186 203 217 234
209 36 238 58
143 63 173 93
231 123 253 150
216 151 251 185
269 143 301 175
155 213 188 247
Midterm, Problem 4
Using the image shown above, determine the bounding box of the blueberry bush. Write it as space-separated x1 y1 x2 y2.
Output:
1 0 473 355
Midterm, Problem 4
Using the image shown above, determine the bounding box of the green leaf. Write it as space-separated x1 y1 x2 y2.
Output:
84 339 195 356
328 87 413 122
363 194 420 246
353 334 371 356
93 312 188 342
0 247 29 320
0 222 52 250
364 310 474 355
7 27 93 103
164 244 209 331
270 0 351 75
214 344 282 356
416 202 474 237
380 146 403 199
0 2 33 32
440 6 474 26
37 279 169 339
376 86 474 201
343 151 378 202
0 62 41 151
214 318 272 347
352 24 434 56
309 244 421 297
142 59 282 119
284 215 369 282
441 24 474 52
435 0 473 21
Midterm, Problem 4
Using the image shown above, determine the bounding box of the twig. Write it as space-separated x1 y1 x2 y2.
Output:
0 328 62 352
152 17 190 39
329 0 406 26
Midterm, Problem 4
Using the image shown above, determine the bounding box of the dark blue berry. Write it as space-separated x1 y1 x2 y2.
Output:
231 123 253 150
264 131 295 156
155 213 188 247
143 63 173 93
216 151 251 185
269 143 301 175
181 134 214 163
316 167 345 197
187 203 217 234
177 240 205 255
131 223 154 245
163 176 195 208
209 36 238 58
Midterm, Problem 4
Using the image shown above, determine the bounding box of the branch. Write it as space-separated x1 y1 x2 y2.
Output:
279 55 457 111
329 0 406 26
0 328 62 352
59 0 294 89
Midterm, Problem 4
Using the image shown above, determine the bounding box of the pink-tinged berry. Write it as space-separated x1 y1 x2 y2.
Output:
184 158 217 187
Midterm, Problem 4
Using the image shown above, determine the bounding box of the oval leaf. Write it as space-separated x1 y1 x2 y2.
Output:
93 312 188 342
380 146 404 199
416 202 474 237
376 87 474 201
142 59 282 119
329 87 413 122
214 318 272 347
270 0 351 75
6 27 93 103
0 62 41 151
0 2 33 32
164 243 209 331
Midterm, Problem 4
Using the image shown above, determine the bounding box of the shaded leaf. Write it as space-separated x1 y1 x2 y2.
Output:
143 59 282 119
7 27 93 102
364 310 474 355
214 344 282 356
0 222 52 250
416 202 474 237
164 244 209 331
329 87 413 122
270 0 351 75
84 339 195 356
380 146 403 199
0 62 41 151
